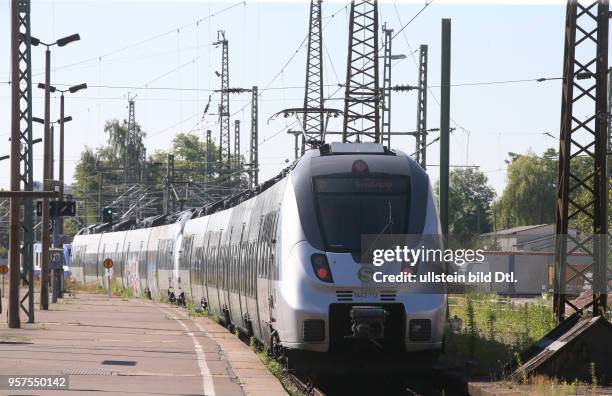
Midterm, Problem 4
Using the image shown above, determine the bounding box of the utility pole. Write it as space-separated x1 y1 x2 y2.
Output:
234 120 241 192
124 95 139 185
169 155 175 213
212 86 258 192
9 0 23 328
50 124 54 180
439 19 451 237
554 0 609 320
234 120 241 169
275 3 338 153
302 0 325 152
250 87 259 189
41 41 51 311
59 96 64 234
214 31 231 167
98 171 102 222
9 0 35 326
343 0 380 143
608 68 612 280
139 147 146 220
381 24 392 148
415 45 429 169
34 31 80 311
205 129 213 196
164 154 175 215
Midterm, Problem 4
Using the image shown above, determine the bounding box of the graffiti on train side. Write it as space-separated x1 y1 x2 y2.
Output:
127 258 141 297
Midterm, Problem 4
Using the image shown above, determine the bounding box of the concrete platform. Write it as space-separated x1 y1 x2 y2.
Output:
0 292 287 396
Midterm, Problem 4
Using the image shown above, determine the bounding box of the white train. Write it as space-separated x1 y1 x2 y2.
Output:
71 143 446 358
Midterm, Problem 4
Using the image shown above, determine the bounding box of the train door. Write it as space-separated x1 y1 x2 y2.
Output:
95 244 106 287
201 232 210 308
96 243 110 288
190 243 203 308
210 231 223 317
246 240 262 341
256 215 271 342
233 224 246 330
133 240 144 297
268 211 279 324
121 242 130 288
155 240 164 297
188 243 196 303
220 227 233 323
202 233 211 311
140 239 148 298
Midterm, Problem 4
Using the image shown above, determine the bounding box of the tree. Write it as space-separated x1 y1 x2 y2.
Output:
436 168 496 247
72 119 148 229
493 149 557 229
492 148 609 238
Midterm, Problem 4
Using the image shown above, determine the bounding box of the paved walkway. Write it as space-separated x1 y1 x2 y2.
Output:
0 291 287 396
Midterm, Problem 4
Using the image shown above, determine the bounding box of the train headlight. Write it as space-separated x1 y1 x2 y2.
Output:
311 254 333 283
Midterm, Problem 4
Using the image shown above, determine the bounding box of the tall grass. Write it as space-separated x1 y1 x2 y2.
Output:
444 293 556 377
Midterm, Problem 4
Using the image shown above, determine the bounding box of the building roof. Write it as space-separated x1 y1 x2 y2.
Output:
483 224 550 237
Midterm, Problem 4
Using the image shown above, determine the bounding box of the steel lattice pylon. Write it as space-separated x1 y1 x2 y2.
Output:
234 119 241 192
415 45 428 169
381 25 392 147
124 96 140 185
206 129 213 179
215 31 231 165
554 0 609 320
302 0 325 152
342 0 380 143
250 86 259 189
15 0 35 323
234 120 240 169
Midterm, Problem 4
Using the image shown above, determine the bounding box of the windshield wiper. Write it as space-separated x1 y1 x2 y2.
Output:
362 201 394 261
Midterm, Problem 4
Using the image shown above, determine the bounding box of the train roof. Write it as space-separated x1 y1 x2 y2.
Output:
77 143 415 236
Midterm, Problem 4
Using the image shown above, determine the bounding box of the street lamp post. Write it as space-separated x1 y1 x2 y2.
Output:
31 32 80 310
35 81 83 304
38 83 86 236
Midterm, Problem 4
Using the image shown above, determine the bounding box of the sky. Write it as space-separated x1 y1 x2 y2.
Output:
0 0 573 197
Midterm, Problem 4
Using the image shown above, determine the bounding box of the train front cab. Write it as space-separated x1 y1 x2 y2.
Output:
275 145 446 357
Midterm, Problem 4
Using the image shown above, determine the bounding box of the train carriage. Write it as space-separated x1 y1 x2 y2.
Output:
71 143 446 359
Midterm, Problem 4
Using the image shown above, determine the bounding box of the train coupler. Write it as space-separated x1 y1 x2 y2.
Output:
347 306 387 340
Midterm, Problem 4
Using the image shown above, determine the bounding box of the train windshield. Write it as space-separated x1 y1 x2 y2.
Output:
314 176 410 252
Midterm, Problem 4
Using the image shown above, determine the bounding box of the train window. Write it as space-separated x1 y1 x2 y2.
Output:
314 176 410 252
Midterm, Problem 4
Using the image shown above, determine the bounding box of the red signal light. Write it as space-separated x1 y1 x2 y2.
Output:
316 267 331 281
311 254 333 283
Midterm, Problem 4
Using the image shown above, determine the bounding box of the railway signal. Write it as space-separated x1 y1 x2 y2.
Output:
101 207 114 223
36 200 76 217
103 258 113 298
49 248 64 303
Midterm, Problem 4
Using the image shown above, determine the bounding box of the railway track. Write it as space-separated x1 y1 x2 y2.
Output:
284 360 467 396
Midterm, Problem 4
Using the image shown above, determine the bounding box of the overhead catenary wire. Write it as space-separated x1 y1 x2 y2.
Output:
30 1 247 78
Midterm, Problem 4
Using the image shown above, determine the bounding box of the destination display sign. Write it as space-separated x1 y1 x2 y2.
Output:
314 177 409 194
